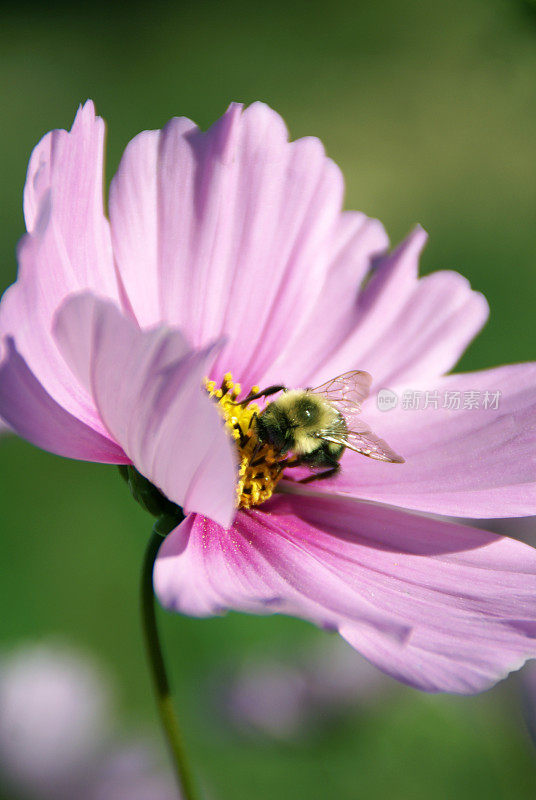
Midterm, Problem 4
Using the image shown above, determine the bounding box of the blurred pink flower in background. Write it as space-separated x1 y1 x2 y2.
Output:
219 637 390 742
0 642 109 799
88 743 180 800
0 642 178 800
1 101 536 695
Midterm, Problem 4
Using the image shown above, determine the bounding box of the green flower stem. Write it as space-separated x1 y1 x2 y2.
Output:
141 526 199 800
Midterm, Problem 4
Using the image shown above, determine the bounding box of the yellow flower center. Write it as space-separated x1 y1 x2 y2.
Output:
205 373 285 509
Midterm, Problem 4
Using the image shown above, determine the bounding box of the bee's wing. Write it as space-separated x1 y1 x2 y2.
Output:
317 420 405 464
308 371 372 411
309 370 374 434
310 371 403 462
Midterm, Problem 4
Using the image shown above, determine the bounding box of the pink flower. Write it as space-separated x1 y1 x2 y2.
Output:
0 641 180 800
219 638 390 741
1 101 536 694
0 642 111 798
88 743 180 800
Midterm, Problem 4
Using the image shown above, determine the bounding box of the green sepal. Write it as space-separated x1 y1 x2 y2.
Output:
153 513 184 537
119 465 184 534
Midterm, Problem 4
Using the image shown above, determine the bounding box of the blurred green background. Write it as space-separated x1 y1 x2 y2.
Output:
1 0 536 797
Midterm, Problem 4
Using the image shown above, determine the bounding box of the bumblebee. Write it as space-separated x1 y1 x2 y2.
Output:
239 371 404 482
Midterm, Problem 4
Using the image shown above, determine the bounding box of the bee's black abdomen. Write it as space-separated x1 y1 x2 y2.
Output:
300 440 343 468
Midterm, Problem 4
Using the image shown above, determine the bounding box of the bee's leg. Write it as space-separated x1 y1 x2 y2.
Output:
230 385 286 407
247 412 258 431
244 413 265 462
279 456 303 468
232 420 248 448
298 464 340 484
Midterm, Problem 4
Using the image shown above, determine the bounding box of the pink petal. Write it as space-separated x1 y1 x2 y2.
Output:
300 227 489 389
154 508 410 642
260 212 389 388
0 337 125 463
53 293 237 527
108 102 387 389
0 101 119 436
292 363 536 518
155 493 536 694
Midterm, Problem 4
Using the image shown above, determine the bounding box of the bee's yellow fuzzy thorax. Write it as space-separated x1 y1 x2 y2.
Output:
205 373 284 509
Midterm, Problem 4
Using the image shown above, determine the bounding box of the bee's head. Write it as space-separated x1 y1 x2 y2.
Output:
255 403 295 452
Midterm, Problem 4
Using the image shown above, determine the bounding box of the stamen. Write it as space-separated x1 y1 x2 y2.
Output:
205 374 284 509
